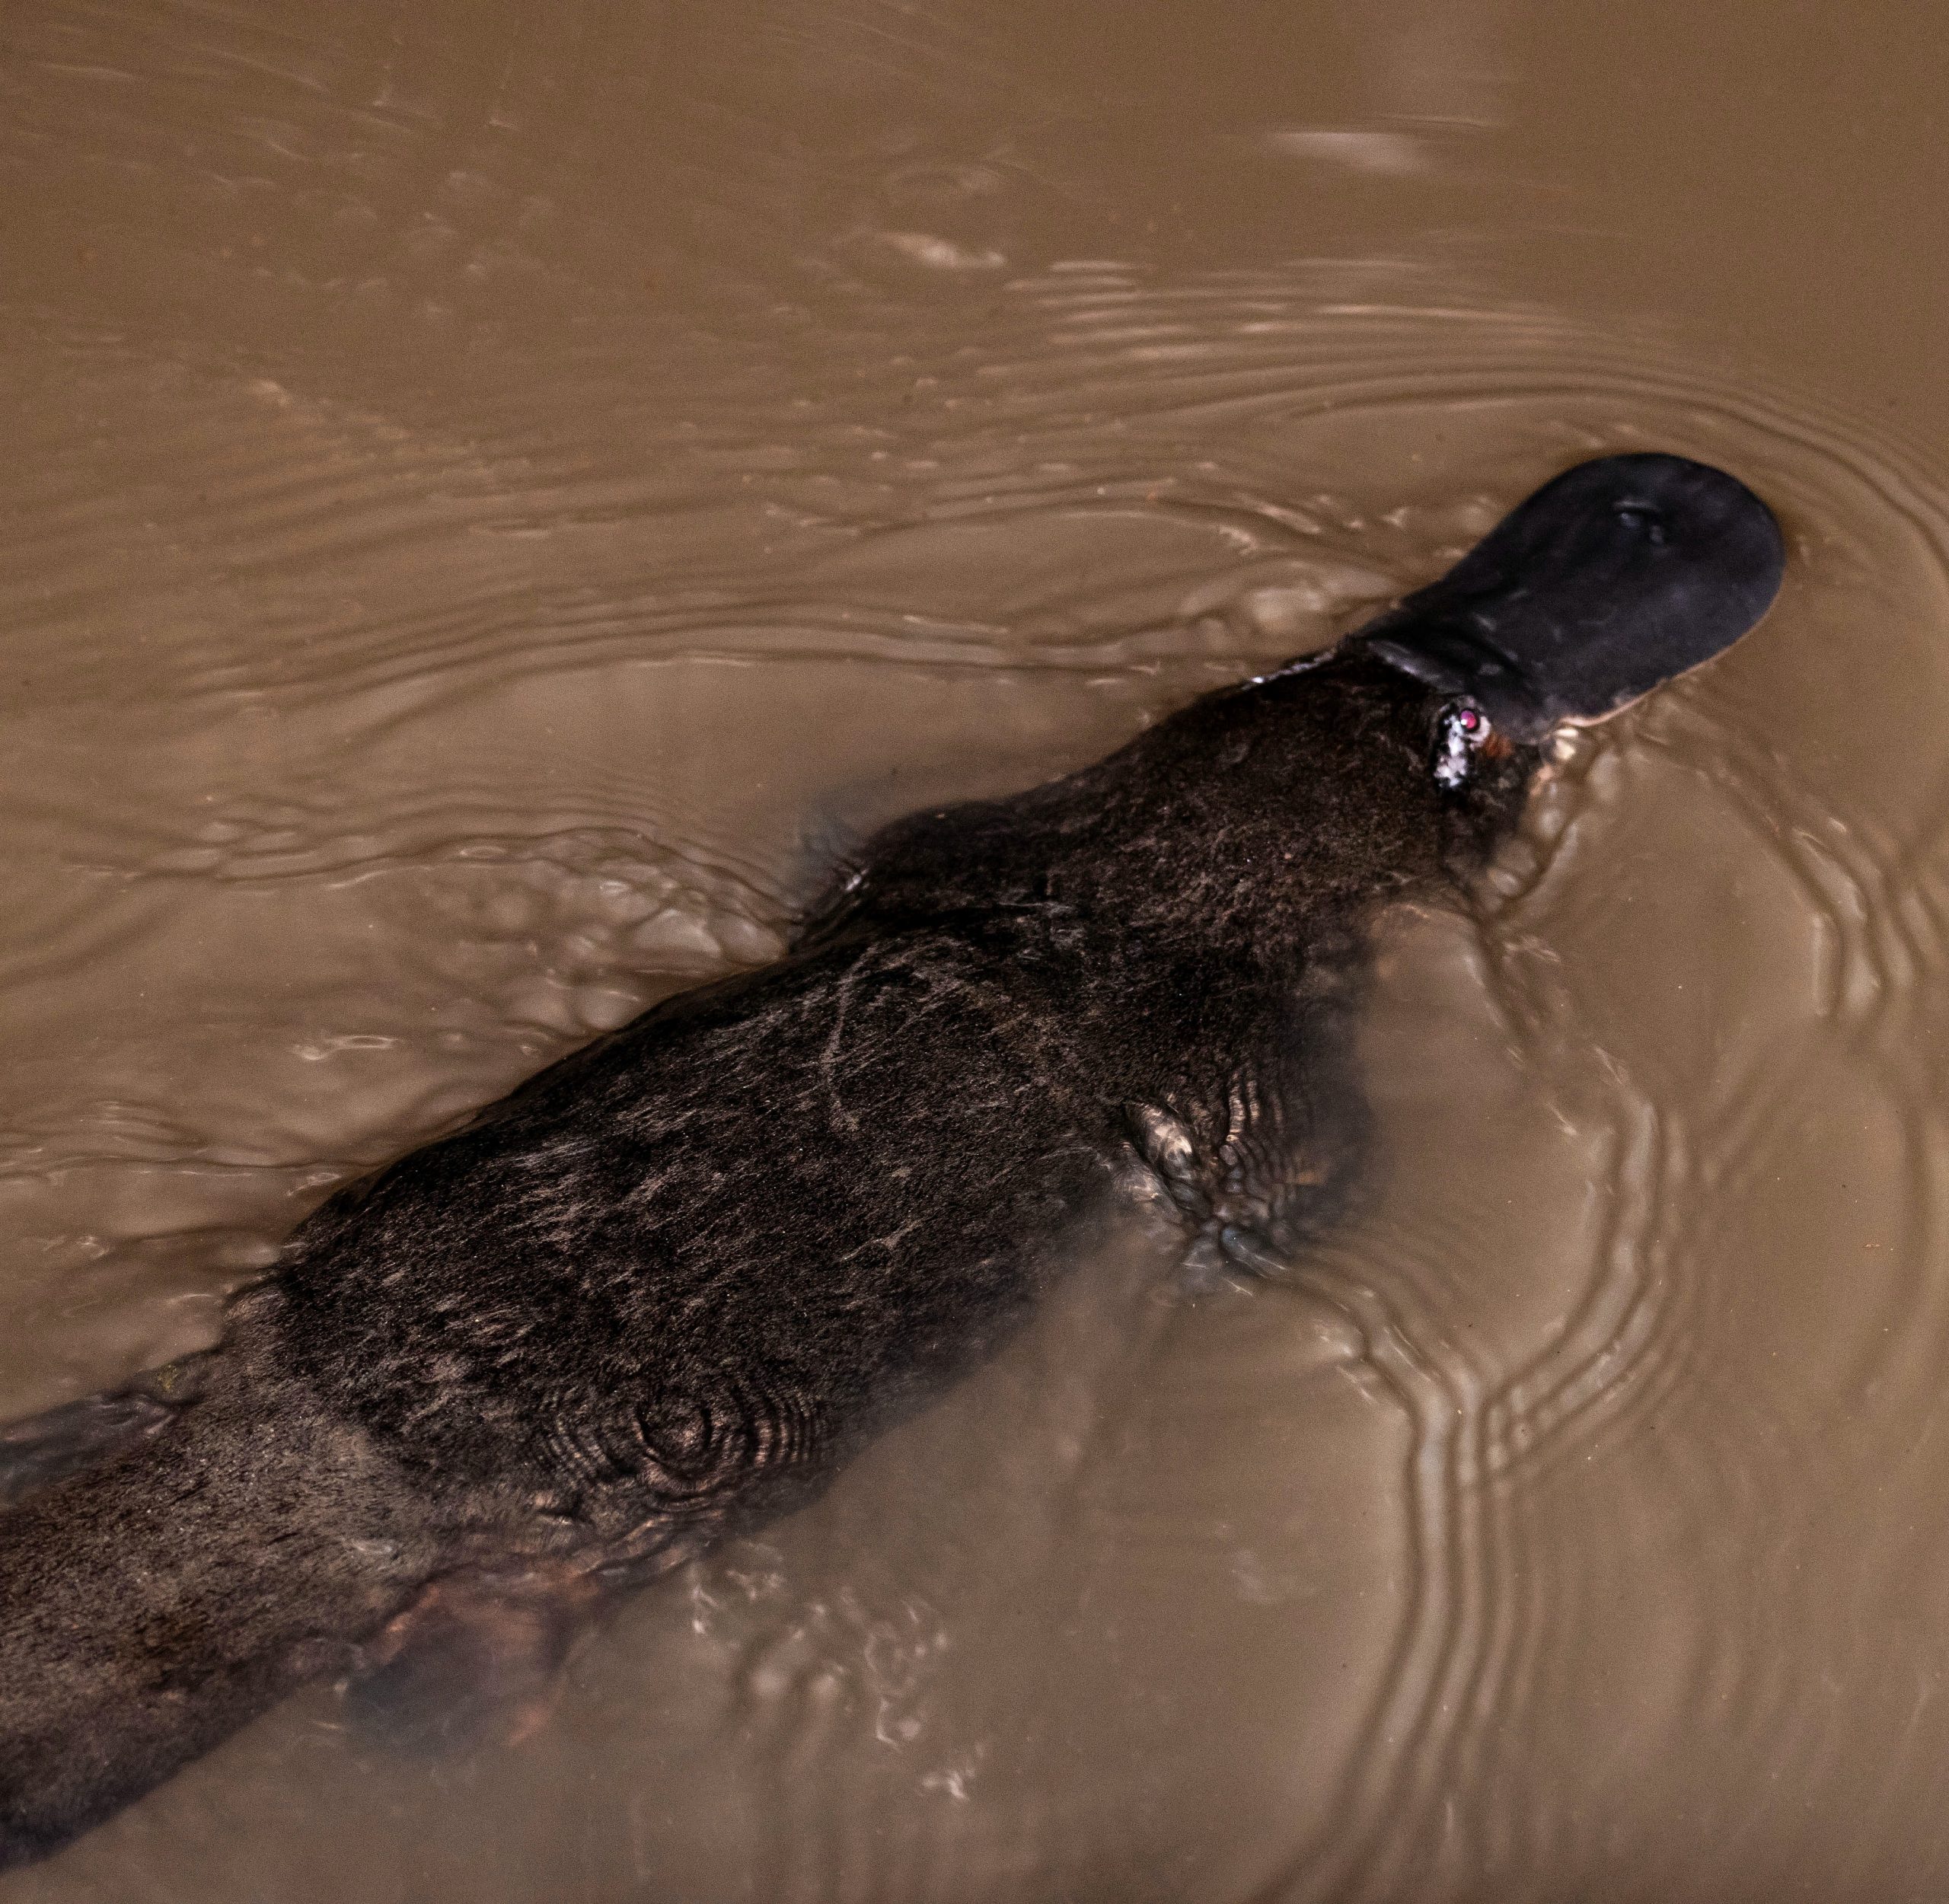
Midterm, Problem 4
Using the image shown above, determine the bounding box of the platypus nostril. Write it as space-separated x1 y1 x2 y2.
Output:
1612 500 1669 544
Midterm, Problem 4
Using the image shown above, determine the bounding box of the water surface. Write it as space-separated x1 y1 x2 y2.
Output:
5 2 1949 1899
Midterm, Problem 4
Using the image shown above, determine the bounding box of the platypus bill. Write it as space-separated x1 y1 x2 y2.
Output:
0 451 1785 1867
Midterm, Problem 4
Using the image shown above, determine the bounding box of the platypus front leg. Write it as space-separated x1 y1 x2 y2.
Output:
1127 1003 1370 1290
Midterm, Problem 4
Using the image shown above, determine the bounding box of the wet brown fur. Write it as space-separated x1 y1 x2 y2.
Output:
0 648 1529 1866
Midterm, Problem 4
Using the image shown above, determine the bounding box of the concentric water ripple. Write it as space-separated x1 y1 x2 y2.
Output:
9 283 1949 1902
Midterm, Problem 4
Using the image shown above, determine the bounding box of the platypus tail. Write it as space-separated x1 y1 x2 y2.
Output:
0 1362 434 1868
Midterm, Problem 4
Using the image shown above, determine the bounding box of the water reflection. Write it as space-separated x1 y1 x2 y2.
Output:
1351 0 1510 129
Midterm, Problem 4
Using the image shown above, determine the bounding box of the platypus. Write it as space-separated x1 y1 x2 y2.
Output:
0 452 1785 1867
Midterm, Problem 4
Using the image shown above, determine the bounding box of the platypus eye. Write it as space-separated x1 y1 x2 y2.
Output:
1612 499 1669 544
1433 697 1493 789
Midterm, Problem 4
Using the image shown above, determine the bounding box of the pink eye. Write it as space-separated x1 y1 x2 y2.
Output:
1433 699 1491 789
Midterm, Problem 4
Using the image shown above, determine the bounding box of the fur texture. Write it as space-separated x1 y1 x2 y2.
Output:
0 649 1528 1864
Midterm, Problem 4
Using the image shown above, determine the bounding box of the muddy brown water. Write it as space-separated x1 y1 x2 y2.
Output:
4 1 1949 1899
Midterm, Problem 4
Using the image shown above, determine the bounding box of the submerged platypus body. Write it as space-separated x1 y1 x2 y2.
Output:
0 454 1784 1866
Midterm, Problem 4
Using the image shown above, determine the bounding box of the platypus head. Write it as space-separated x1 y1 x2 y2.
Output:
1353 452 1785 742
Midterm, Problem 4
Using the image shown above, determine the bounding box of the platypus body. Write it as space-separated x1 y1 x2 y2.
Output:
0 454 1785 1866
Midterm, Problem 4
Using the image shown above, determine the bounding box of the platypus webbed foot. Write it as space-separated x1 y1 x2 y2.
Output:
343 1564 604 1756
0 1355 211 1510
